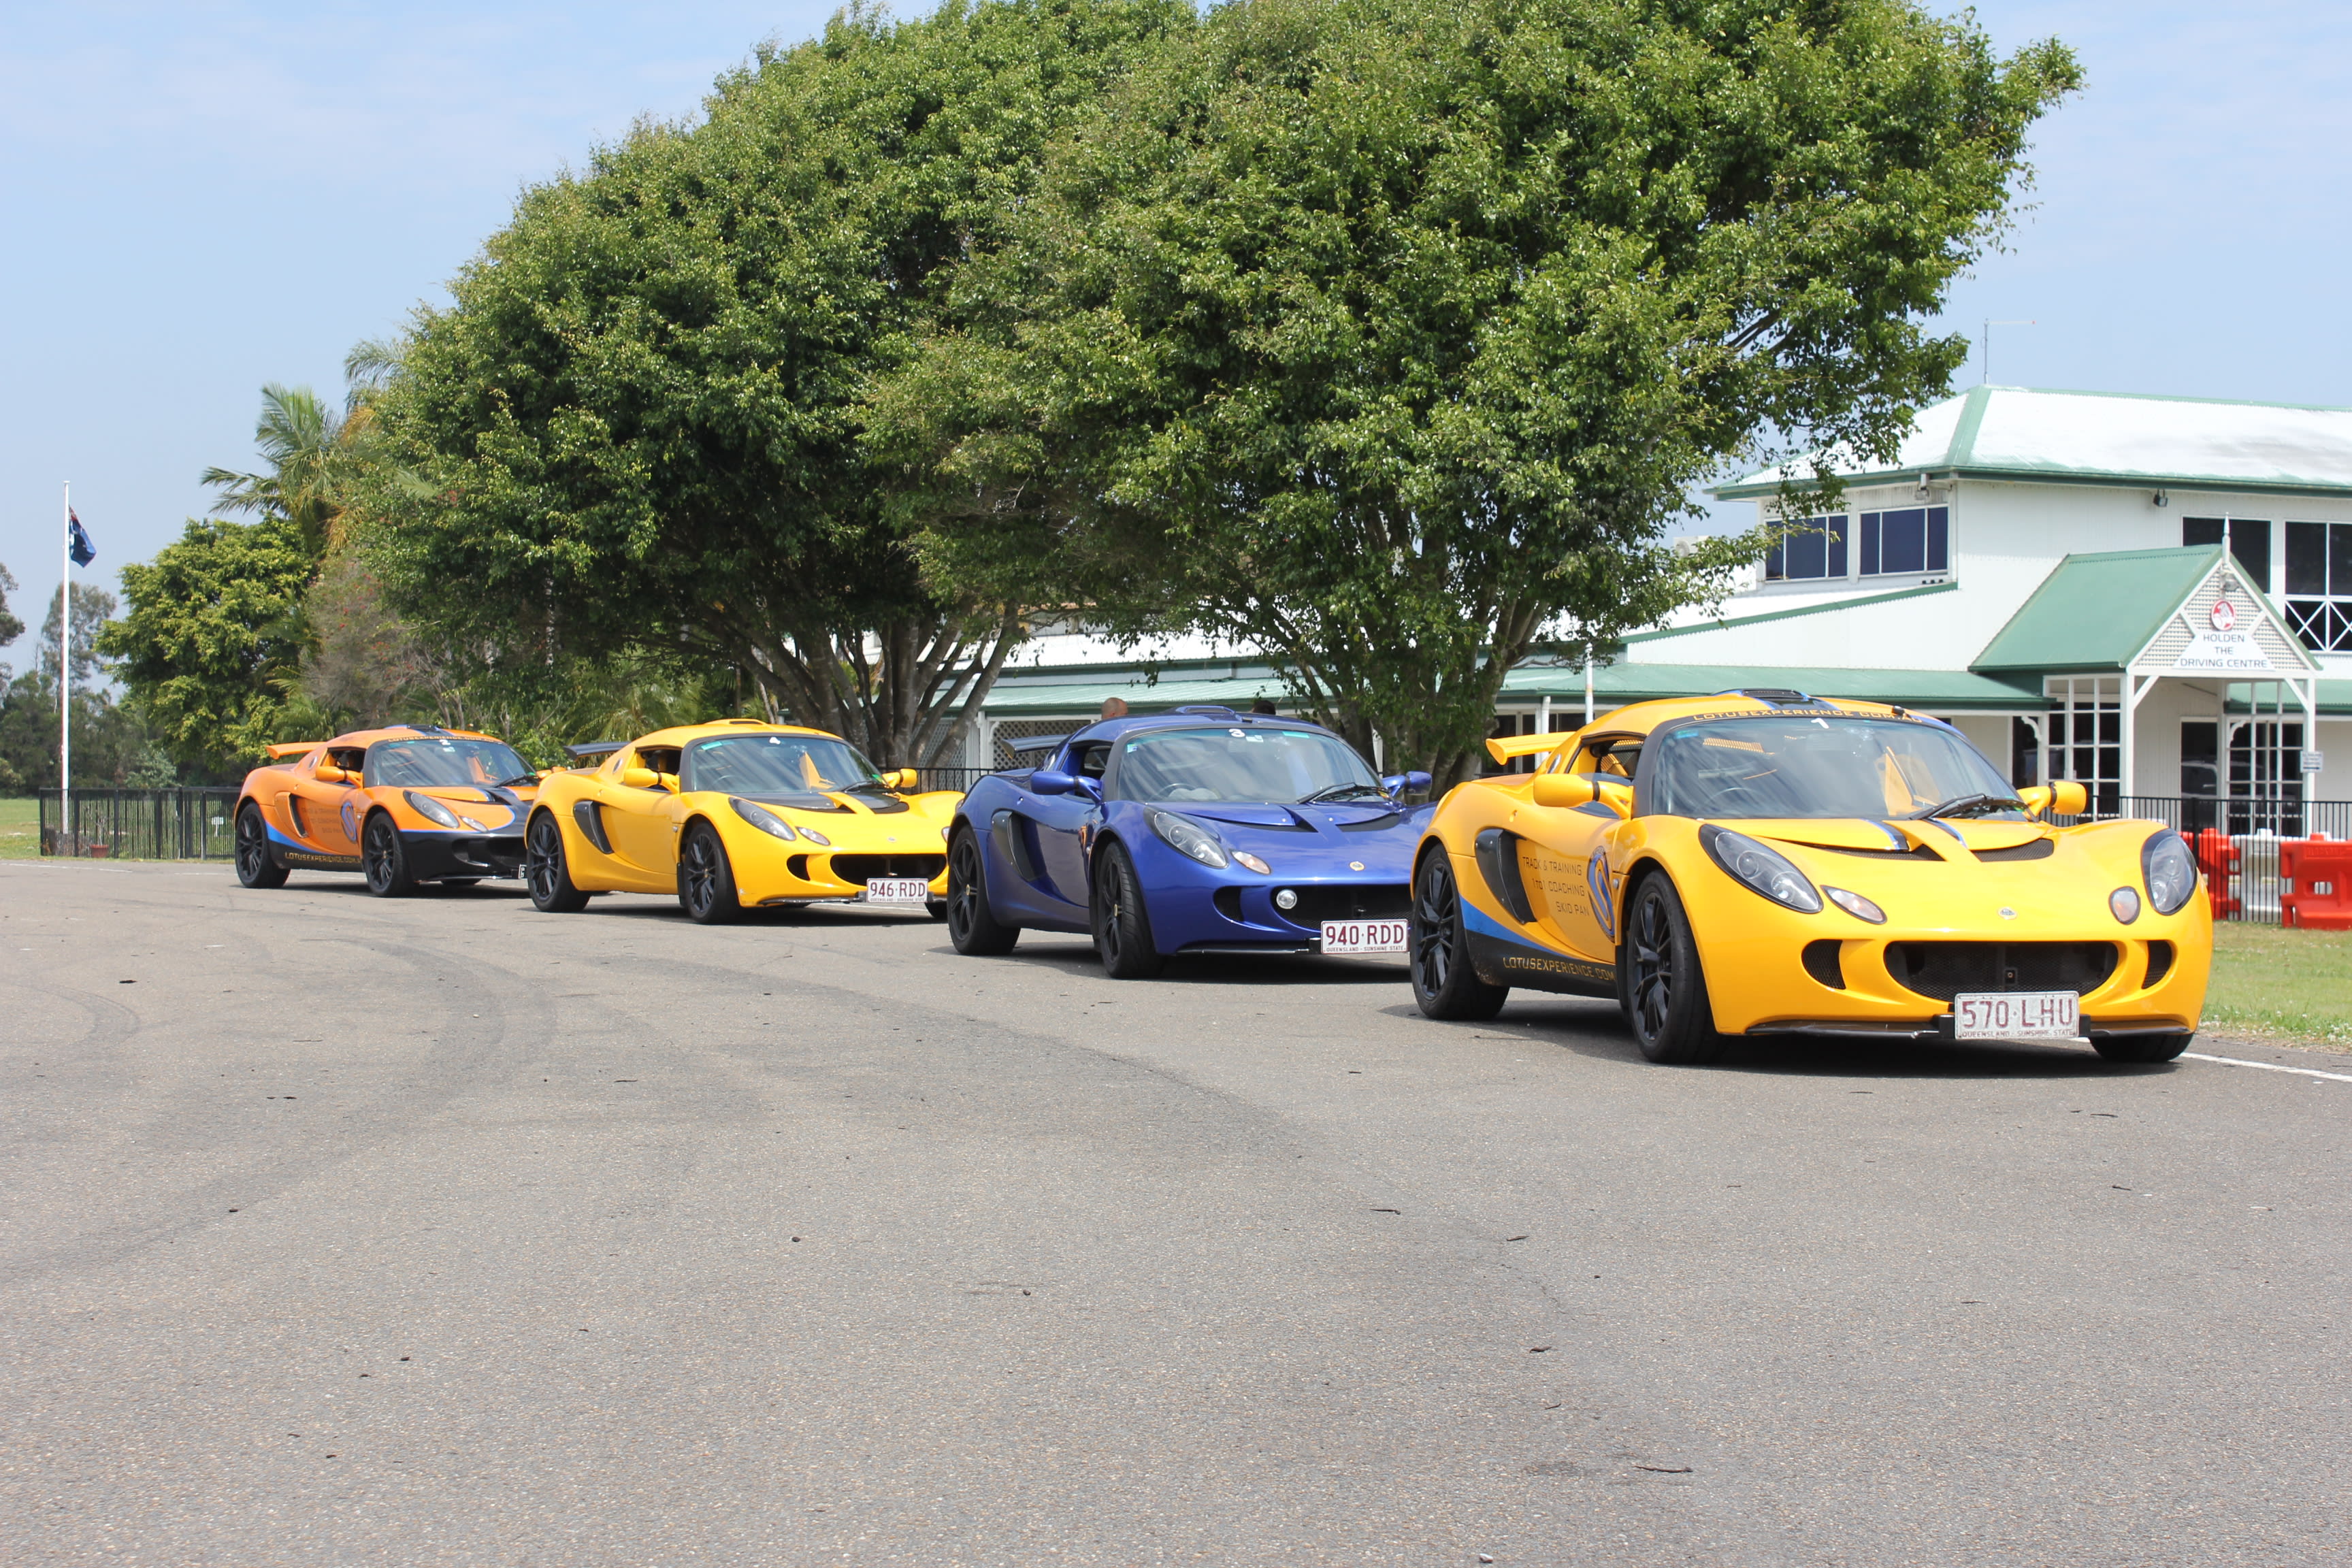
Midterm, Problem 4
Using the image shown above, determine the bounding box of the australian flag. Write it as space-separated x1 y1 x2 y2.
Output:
67 508 95 568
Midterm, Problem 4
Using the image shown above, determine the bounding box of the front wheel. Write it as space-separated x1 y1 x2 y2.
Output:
946 828 1019 955
1410 849 1508 1020
233 802 288 889
2091 1031 2192 1064
361 813 416 898
677 821 742 924
1619 875 1725 1064
1090 840 1164 979
525 811 591 913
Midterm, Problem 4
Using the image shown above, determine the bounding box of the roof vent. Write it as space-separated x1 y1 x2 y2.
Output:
1717 687 1818 708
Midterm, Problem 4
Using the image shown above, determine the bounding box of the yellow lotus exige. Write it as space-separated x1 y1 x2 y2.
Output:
1409 690 2210 1065
522 720 959 923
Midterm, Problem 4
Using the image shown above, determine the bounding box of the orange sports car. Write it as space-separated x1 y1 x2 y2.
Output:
233 725 542 894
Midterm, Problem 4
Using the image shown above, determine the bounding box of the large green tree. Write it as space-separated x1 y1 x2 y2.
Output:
371 0 1194 766
879 0 2078 782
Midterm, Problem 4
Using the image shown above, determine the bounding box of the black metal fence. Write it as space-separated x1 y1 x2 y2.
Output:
2105 796 2351 926
35 788 245 860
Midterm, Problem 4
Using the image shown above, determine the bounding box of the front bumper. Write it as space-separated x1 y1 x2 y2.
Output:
404 831 526 881
736 848 949 906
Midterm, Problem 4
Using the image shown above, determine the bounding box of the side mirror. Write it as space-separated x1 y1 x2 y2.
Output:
1380 770 1434 796
313 763 352 784
881 767 920 791
1531 772 1633 817
1030 769 1077 796
619 766 668 791
2020 780 2088 818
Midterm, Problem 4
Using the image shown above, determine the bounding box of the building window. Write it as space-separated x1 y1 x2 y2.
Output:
2183 517 2271 591
2180 721 2219 832
1763 516 1848 581
2283 521 2352 652
2008 717 2040 791
2044 676 2120 816
1859 508 1949 577
2229 719 2306 836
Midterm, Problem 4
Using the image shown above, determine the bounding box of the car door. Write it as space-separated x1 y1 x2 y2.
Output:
1030 740 1109 905
1513 738 1639 964
600 746 685 889
281 747 355 862
314 745 368 859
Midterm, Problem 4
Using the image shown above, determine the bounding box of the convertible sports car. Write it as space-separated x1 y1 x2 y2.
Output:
943 705 1434 977
233 725 542 894
521 719 960 922
1408 690 2212 1065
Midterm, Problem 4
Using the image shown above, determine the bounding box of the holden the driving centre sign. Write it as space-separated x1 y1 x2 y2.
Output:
2172 596 2276 672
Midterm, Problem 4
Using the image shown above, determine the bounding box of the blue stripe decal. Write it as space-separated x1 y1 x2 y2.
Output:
1463 900 1560 959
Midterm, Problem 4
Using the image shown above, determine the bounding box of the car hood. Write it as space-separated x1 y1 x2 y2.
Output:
1732 817 2051 856
1156 800 1428 865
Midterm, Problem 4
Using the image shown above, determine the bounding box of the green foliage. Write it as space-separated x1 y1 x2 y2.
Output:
0 563 23 653
101 517 314 776
879 0 2079 781
368 0 1194 766
201 382 370 559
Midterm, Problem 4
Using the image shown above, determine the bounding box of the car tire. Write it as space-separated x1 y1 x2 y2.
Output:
678 821 742 924
1410 849 1509 1020
524 811 591 913
2091 1031 2192 1064
233 802 289 889
1619 874 1726 1064
1090 839 1164 979
361 813 416 898
946 828 1019 956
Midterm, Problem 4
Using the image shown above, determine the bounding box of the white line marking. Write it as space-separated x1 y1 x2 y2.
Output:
2185 1052 2352 1084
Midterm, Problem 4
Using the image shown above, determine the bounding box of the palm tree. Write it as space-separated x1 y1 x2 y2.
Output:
201 382 357 558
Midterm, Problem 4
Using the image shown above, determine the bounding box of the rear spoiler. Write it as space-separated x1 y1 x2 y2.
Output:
566 742 625 760
265 742 323 759
1484 732 1570 766
1004 733 1068 757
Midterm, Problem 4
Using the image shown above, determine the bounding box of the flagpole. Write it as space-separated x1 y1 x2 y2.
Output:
60 480 71 855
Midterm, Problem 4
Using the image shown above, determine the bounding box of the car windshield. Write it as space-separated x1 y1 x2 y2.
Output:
365 737 532 789
1648 715 2023 820
681 732 883 794
1114 726 1382 804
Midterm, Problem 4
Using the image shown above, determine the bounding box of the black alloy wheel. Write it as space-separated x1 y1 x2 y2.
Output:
233 802 288 889
1090 840 1164 979
524 811 591 913
1409 849 1509 1020
1619 875 1724 1064
678 821 742 924
945 828 1019 955
2091 1031 2192 1064
361 813 416 898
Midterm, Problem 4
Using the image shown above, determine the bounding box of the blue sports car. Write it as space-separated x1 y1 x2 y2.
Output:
944 705 1433 977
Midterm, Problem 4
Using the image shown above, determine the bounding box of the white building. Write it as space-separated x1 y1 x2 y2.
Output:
961 386 2351 819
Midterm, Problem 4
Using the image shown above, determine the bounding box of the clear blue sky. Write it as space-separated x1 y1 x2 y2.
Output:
3 0 2348 650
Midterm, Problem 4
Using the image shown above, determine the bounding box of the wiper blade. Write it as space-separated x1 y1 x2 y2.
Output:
1904 792 2025 821
1299 783 1388 804
493 773 541 789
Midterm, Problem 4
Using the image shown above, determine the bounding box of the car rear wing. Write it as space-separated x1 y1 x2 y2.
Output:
1003 733 1068 758
565 742 625 760
265 742 323 758
1484 732 1571 766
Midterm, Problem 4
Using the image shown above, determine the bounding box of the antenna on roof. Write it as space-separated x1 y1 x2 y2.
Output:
1982 318 2035 384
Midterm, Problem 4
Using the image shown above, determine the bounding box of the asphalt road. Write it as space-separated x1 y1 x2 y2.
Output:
2 860 2347 1567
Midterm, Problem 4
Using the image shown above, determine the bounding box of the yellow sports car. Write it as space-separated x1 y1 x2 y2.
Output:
521 719 960 923
1409 690 2210 1064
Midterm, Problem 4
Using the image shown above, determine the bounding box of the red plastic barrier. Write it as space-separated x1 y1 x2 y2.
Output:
2281 840 2352 931
2193 827 2240 919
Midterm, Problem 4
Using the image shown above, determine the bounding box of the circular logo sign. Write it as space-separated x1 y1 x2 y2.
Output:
340 796 361 841
2210 597 2238 632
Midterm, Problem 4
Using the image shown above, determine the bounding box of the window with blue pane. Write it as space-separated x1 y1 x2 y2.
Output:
1763 517 1848 581
1858 507 1949 577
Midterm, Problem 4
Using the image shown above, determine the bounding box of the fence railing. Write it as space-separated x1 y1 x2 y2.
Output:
2101 796 2350 926
36 788 245 860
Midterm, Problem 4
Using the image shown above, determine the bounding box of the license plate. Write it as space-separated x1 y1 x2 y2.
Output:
1953 990 2080 1041
863 877 930 905
1321 918 1408 956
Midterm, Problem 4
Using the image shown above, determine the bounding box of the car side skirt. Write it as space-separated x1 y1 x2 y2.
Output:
1460 902 1617 998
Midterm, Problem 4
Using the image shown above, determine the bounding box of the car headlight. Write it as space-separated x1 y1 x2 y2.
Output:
1699 824 1823 913
2142 830 2198 915
1147 808 1228 868
731 798 796 842
405 791 461 829
796 825 832 847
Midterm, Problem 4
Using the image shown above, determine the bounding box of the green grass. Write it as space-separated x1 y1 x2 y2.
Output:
2205 921 2352 1047
0 797 40 860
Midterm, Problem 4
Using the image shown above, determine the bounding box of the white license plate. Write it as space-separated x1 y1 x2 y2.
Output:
863 877 930 905
1321 918 1408 956
1953 990 2080 1041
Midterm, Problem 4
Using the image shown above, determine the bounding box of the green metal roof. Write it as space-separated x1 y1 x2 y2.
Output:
1714 385 2352 501
1972 546 2225 674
